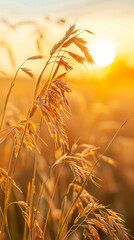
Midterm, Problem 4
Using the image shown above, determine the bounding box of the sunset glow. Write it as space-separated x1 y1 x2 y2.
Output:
0 0 134 239
91 41 115 67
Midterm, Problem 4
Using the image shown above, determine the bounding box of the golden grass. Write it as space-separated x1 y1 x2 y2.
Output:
0 23 133 240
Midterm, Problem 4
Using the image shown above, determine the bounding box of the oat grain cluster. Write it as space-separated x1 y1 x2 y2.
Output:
0 24 131 240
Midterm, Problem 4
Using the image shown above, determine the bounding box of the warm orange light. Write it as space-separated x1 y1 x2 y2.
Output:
91 41 115 67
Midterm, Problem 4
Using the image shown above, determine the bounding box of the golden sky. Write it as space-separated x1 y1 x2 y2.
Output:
0 0 134 73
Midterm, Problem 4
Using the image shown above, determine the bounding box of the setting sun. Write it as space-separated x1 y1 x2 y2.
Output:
0 0 134 238
91 41 115 67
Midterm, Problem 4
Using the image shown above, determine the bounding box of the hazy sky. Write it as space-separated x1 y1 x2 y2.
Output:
0 0 134 68
0 0 87 18
0 0 134 19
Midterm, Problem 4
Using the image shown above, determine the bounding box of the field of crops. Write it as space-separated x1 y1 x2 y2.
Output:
0 9 134 240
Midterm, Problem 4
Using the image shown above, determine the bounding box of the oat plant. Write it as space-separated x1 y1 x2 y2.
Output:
0 23 131 240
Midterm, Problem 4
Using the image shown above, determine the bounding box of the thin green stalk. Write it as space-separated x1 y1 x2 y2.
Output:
56 112 134 240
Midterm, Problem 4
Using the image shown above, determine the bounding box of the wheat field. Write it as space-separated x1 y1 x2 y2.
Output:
0 19 134 240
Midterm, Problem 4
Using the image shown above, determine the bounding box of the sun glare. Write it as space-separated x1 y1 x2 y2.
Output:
91 41 115 67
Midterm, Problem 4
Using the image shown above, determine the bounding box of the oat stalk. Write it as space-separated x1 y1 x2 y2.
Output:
56 112 134 240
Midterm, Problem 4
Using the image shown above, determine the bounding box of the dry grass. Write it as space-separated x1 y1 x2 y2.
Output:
0 23 133 240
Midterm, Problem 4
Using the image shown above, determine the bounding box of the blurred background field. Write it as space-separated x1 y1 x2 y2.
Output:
0 0 134 239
